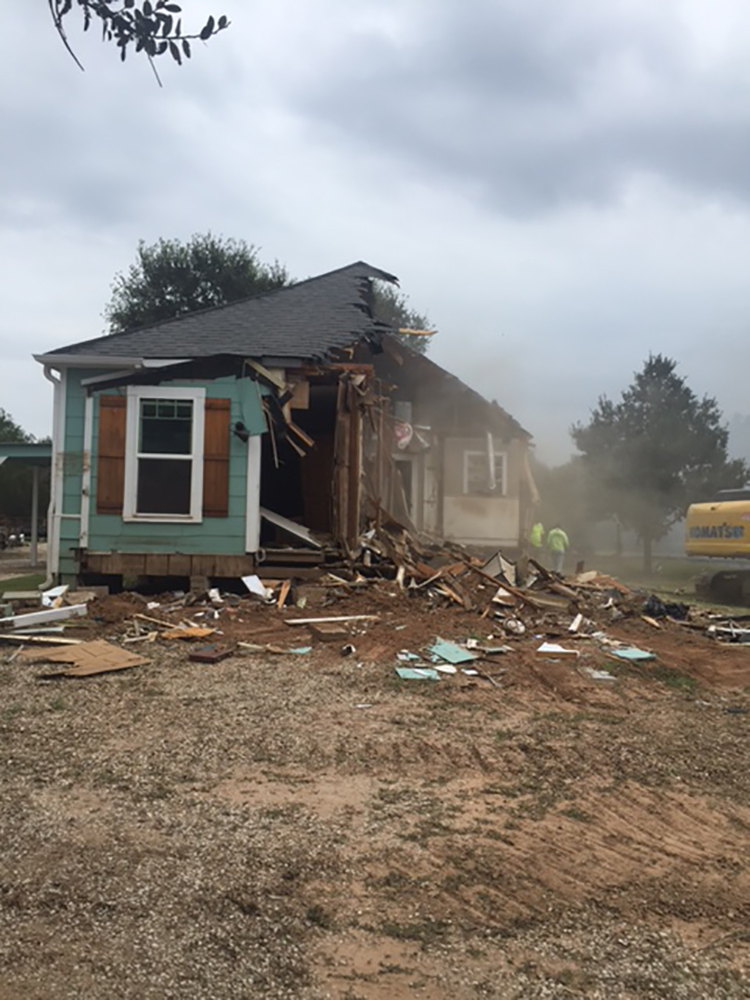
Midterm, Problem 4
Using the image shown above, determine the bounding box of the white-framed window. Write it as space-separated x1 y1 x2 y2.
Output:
463 450 507 496
123 386 206 523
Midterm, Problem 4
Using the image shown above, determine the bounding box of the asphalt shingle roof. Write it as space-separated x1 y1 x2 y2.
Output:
40 262 398 362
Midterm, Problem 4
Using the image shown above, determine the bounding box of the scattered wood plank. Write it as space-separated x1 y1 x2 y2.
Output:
642 615 662 629
161 627 217 640
547 581 581 602
133 613 176 629
462 562 545 610
21 639 148 677
283 615 379 626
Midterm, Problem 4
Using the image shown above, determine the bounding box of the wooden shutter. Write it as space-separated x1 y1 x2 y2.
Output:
203 398 231 517
97 395 127 515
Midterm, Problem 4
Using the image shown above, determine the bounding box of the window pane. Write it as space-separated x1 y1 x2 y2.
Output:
465 453 486 493
137 458 192 514
465 452 504 494
139 398 193 455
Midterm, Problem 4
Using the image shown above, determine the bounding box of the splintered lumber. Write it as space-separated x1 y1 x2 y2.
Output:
276 579 292 609
473 668 503 689
462 562 544 610
530 592 570 611
547 581 581 603
133 613 177 629
286 421 315 450
283 615 379 626
435 582 467 607
161 627 216 640
440 572 473 610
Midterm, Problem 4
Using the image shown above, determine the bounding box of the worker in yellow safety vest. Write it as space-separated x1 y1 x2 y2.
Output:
529 521 545 564
546 524 570 574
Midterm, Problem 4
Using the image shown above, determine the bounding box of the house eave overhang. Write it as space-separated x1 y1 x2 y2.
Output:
35 353 145 368
33 354 191 369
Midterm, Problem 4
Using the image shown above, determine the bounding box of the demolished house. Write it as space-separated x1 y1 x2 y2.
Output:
34 262 536 586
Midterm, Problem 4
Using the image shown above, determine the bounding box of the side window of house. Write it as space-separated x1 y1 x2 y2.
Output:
137 398 194 515
463 451 506 495
123 388 206 522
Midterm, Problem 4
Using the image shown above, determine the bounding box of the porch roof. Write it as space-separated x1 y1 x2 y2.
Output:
0 443 52 468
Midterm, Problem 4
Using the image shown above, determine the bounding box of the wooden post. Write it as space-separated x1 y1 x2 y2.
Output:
30 465 39 568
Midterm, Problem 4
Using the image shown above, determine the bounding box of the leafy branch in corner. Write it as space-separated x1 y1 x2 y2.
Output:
48 1 230 83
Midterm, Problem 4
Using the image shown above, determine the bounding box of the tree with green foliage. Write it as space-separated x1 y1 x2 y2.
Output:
0 411 50 527
49 1 229 80
572 354 748 572
105 234 290 334
0 410 32 446
373 281 433 355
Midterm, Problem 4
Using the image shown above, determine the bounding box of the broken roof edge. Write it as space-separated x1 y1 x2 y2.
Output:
37 260 400 362
381 333 533 441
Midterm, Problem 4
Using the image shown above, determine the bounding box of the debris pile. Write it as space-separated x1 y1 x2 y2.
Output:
2 549 750 686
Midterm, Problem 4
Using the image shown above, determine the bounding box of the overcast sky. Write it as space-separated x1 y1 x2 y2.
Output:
3 0 750 462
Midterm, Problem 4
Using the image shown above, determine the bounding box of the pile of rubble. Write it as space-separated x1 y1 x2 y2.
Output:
3 538 750 683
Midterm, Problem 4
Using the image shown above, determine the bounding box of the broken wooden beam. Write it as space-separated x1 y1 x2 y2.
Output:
283 615 379 626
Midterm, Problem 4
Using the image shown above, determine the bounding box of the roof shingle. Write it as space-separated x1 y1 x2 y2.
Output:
40 261 398 362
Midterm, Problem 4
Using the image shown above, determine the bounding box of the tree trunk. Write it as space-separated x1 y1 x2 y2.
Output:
643 534 653 575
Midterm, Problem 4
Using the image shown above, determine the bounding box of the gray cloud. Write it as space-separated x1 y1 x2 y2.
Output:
290 0 750 214
3 0 750 462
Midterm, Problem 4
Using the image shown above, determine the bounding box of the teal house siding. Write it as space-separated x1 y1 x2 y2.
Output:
58 368 267 578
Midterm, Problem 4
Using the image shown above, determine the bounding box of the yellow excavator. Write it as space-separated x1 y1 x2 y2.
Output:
685 488 750 602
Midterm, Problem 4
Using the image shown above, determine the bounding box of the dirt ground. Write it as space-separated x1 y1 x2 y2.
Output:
1 588 749 998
